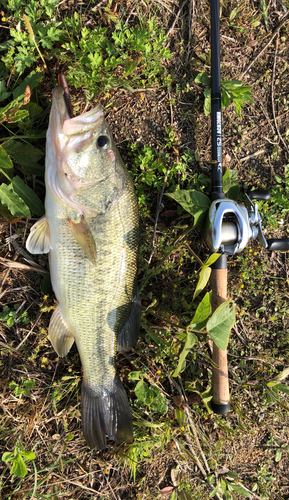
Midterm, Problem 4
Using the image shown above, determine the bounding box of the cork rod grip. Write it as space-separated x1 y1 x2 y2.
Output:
210 267 230 414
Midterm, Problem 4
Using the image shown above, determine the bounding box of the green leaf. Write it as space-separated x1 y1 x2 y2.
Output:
194 71 211 86
193 266 211 300
12 176 44 216
133 419 165 428
125 60 139 76
20 450 35 461
275 448 282 462
12 70 44 99
207 301 235 350
204 87 211 116
274 384 289 395
175 407 187 426
2 140 43 168
128 371 142 381
230 7 238 20
0 146 13 170
10 454 27 478
190 291 211 326
229 483 251 498
135 380 151 405
173 331 198 376
2 452 15 463
203 253 221 269
222 169 240 200
166 190 211 228
22 102 43 119
0 183 31 218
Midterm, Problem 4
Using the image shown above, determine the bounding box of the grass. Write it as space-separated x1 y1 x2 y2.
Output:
0 0 289 499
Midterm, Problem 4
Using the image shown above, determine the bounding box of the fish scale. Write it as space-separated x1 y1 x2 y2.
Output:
26 87 140 449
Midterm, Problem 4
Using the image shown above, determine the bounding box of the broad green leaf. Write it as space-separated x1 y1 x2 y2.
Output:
20 450 35 461
125 60 139 77
166 190 211 228
207 301 235 350
0 146 13 169
191 292 211 326
151 396 168 414
12 176 44 216
222 169 239 200
12 70 44 99
194 71 211 86
175 407 186 426
2 140 43 168
275 384 289 395
229 483 251 498
22 102 43 119
203 253 221 269
2 452 14 463
193 266 211 300
173 331 198 376
128 371 142 381
0 202 22 223
0 81 11 102
0 183 31 218
135 380 151 405
10 454 27 478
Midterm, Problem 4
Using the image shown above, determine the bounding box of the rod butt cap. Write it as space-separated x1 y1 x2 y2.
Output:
211 401 230 415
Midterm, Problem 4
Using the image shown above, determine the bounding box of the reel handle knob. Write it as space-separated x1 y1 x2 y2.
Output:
267 238 289 252
247 190 271 201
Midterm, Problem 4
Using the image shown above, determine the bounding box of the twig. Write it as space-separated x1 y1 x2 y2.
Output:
239 149 265 162
165 1 185 42
15 311 42 350
0 254 18 295
0 257 47 274
147 166 171 265
271 35 289 156
240 11 289 79
154 0 174 14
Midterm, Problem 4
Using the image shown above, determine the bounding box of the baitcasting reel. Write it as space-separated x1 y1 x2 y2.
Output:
205 191 289 255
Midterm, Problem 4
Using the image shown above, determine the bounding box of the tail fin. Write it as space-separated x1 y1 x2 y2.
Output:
81 379 133 450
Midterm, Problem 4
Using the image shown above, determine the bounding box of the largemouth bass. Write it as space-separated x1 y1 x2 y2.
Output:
26 87 141 450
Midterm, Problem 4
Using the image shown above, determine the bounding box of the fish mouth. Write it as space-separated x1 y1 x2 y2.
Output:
50 78 104 190
51 87 104 138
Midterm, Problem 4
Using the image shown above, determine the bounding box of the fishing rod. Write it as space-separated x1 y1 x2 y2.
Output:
206 0 289 415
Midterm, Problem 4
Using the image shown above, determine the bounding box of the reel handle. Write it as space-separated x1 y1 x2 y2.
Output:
210 255 230 415
267 238 289 252
247 190 271 201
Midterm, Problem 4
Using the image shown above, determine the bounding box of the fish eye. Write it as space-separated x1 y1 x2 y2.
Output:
96 135 109 149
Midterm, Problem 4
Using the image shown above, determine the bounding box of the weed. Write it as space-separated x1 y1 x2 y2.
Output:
195 72 254 118
2 442 35 478
0 304 30 327
60 17 172 96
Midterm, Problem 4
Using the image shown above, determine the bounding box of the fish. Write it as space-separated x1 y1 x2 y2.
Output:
26 86 141 450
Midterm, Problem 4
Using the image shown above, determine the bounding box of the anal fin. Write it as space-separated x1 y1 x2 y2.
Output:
26 215 51 254
117 288 141 353
48 305 74 357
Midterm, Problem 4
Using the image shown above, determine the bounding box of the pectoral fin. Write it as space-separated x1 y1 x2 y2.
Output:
26 216 51 254
68 217 97 264
48 305 75 357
